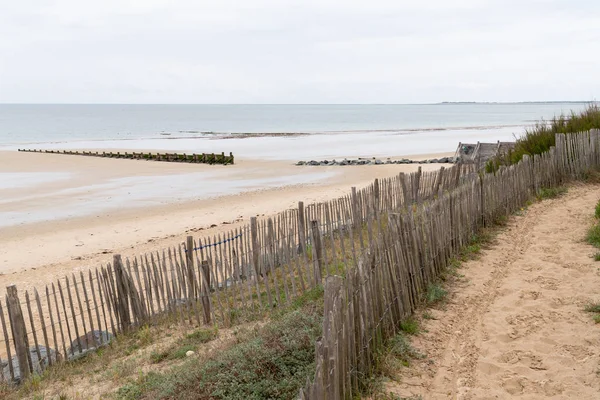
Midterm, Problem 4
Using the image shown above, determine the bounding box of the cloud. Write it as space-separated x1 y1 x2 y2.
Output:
0 0 599 103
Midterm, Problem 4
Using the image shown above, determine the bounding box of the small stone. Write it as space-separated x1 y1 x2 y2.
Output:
186 350 195 357
296 161 306 166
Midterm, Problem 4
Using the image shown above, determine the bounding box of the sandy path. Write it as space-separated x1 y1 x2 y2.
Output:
388 184 600 399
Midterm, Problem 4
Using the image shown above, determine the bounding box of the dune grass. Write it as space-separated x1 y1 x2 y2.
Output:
116 289 324 400
486 104 600 173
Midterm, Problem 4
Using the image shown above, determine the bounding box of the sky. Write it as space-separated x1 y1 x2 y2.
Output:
0 0 599 104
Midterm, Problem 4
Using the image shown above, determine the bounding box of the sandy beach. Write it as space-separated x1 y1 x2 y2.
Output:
0 149 451 291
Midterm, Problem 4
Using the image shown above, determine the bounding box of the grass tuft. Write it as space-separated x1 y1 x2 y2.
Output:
120 307 322 400
584 302 600 324
536 186 568 200
486 104 600 172
399 318 419 335
150 327 218 364
422 311 435 320
584 303 600 313
425 283 447 305
384 332 424 369
587 224 600 248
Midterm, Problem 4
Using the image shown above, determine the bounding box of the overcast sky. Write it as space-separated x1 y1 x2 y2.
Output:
1 0 599 104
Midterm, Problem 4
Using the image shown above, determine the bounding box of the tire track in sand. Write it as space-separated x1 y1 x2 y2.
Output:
385 184 600 399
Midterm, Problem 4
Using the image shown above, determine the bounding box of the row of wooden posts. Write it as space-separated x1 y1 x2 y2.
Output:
0 158 479 383
299 130 600 399
17 149 235 165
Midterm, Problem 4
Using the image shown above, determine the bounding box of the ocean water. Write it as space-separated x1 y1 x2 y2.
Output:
0 103 590 146
0 103 591 228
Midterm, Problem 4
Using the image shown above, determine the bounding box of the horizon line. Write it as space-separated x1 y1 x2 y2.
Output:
0 101 594 106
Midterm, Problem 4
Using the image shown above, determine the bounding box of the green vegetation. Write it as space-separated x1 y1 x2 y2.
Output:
587 200 600 259
536 186 568 200
422 311 435 320
425 283 447 305
399 318 419 335
584 302 600 323
381 332 424 370
486 104 600 173
117 299 323 400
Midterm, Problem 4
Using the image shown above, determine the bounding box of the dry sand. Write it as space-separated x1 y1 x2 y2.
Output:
384 184 600 399
0 150 450 291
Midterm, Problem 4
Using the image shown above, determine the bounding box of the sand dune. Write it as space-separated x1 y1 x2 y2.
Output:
385 184 600 399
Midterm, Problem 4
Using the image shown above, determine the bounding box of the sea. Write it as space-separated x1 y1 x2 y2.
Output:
0 102 592 227
0 103 589 144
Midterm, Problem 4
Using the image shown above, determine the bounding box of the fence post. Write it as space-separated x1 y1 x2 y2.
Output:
297 201 306 254
6 285 30 381
311 220 323 284
373 178 380 215
201 260 211 324
113 255 132 332
479 173 485 226
413 166 422 203
351 187 360 228
186 236 196 299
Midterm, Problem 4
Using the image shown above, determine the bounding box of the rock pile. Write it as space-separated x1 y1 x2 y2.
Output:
1 330 114 383
1 346 60 383
296 157 455 166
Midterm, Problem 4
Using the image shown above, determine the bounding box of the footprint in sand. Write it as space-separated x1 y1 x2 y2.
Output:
561 344 594 362
538 245 560 255
497 350 547 370
562 262 592 272
504 311 561 339
528 275 560 290
519 290 542 300
501 374 564 396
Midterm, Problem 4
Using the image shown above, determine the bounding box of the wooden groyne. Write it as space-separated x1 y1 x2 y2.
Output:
17 149 235 165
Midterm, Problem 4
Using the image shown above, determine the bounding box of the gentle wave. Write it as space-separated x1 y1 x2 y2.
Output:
0 123 526 147
160 123 526 139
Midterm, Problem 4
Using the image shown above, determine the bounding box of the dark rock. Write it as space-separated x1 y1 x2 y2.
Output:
308 160 319 166
68 330 114 360
375 159 383 165
1 346 60 383
296 161 306 166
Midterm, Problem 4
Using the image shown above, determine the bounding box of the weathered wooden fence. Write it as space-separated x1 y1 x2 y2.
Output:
6 126 594 388
0 161 477 383
17 149 235 165
299 129 600 399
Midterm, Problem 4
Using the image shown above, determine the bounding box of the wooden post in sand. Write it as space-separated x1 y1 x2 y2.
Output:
186 236 197 299
373 178 380 214
113 255 132 332
297 201 306 254
6 285 30 380
201 260 211 324
311 220 323 284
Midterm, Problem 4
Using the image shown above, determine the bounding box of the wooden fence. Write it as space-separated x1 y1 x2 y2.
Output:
17 149 235 165
299 129 600 399
5 127 595 388
0 161 478 383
